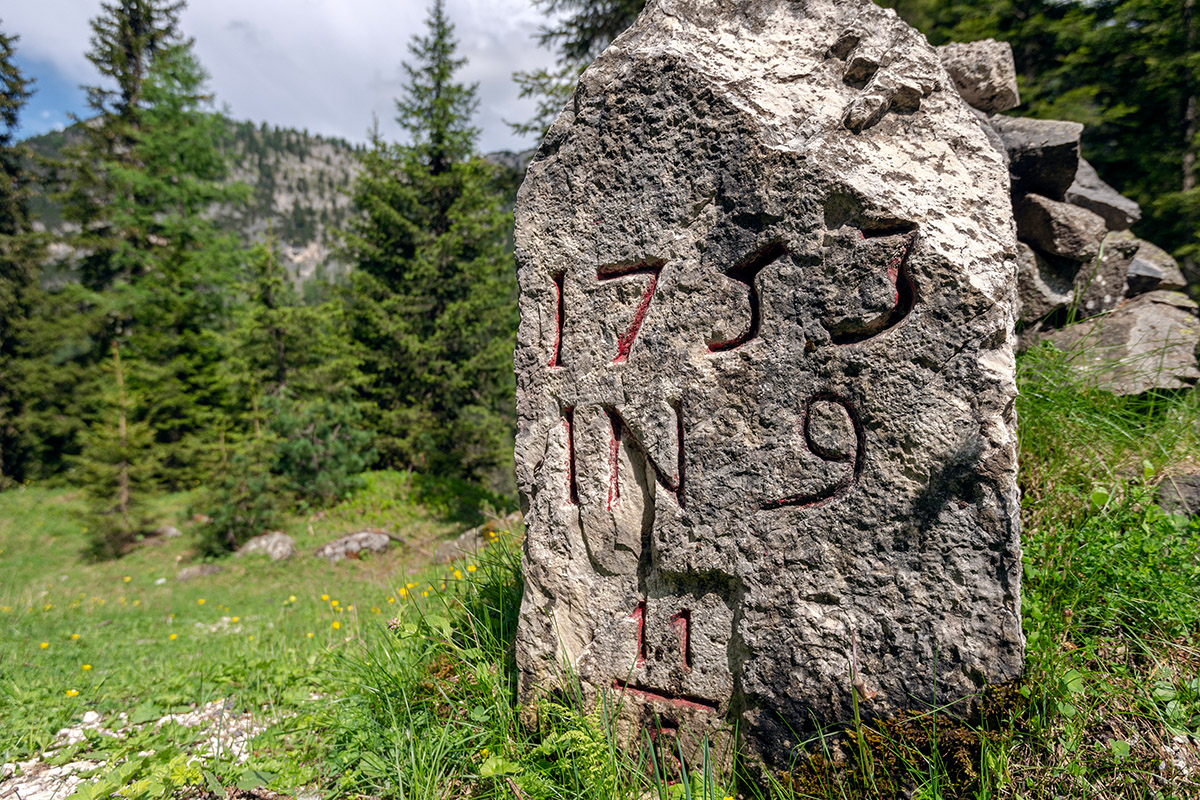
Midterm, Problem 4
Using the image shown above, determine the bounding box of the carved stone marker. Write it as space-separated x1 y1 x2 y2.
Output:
513 0 1024 773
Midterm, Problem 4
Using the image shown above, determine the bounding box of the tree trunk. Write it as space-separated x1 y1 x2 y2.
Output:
1184 0 1197 280
111 340 130 530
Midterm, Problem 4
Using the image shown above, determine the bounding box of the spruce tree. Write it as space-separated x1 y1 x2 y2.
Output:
0 24 42 486
344 0 517 491
76 341 158 558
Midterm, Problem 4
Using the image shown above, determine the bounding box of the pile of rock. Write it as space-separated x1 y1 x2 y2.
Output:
939 40 1200 395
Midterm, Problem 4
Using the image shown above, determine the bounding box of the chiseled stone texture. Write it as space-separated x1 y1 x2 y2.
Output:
513 0 1025 772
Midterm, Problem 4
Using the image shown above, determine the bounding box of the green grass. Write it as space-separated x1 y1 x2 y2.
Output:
2 348 1199 799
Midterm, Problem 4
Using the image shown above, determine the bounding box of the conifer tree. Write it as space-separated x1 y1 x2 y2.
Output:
344 0 517 491
77 341 157 558
0 24 42 486
22 33 248 484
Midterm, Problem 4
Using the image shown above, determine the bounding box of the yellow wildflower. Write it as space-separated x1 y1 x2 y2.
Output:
122 576 131 583
346 605 354 612
70 633 80 640
387 597 395 604
371 606 381 614
288 595 296 603
39 642 49 649
321 594 330 602
231 616 240 623
81 664 92 671
467 565 477 573
247 635 254 641
197 598 206 606
169 633 178 641
331 620 341 630
132 600 140 606
453 570 463 580
65 689 79 697
43 603 53 611
330 600 339 607
306 632 314 638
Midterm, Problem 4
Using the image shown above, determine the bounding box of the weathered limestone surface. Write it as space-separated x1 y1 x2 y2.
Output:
1041 291 1200 395
1073 230 1141 318
1066 159 1142 231
1126 239 1187 297
513 0 1025 771
990 116 1083 200
1015 193 1107 263
1016 242 1075 326
937 39 1020 114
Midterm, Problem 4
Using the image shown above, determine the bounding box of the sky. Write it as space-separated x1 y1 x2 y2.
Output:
4 0 562 154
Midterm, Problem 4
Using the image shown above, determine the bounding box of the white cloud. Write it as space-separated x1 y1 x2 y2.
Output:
4 0 560 152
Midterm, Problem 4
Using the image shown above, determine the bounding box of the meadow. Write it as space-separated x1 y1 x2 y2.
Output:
1 346 1199 800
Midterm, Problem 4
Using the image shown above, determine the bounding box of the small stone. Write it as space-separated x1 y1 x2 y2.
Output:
313 530 392 563
155 525 181 539
1065 159 1141 231
1015 193 1107 263
1016 242 1075 326
237 531 296 561
937 39 1020 114
1073 230 1142 318
1125 239 1186 296
176 564 222 582
990 116 1083 200
1039 290 1200 395
1157 465 1200 518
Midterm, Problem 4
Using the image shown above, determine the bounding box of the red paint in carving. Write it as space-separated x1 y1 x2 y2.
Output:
630 601 647 666
607 410 622 510
767 393 865 510
564 408 579 506
612 679 719 712
829 228 919 346
669 609 692 671
707 242 787 354
549 272 565 368
604 401 686 509
597 259 665 363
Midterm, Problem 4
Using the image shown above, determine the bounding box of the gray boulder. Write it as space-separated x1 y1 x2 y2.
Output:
514 0 1023 774
313 530 392 563
1126 239 1187 297
1065 159 1141 231
1015 193 1107 263
1040 291 1200 395
990 116 1083 200
936 39 1020 114
238 531 296 561
1016 242 1075 326
1073 230 1141 318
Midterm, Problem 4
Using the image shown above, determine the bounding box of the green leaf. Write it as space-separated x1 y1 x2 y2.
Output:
479 754 520 778
1142 460 1156 483
1063 669 1085 696
1152 682 1177 703
1110 739 1131 759
424 614 452 638
1089 487 1110 509
202 770 223 796
67 780 115 800
236 768 277 791
129 700 163 725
